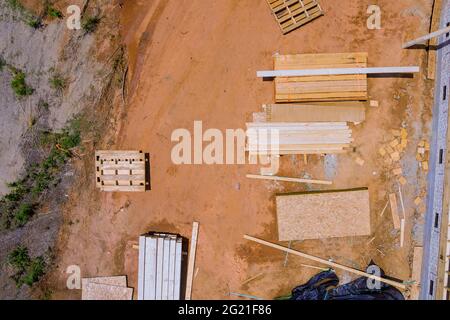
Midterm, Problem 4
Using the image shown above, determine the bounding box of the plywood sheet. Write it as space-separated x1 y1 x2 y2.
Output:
82 282 133 300
276 188 371 241
81 276 128 300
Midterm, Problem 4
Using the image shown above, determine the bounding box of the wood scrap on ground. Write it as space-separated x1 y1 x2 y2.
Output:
246 174 332 185
389 193 401 230
185 222 199 300
243 235 407 290
276 188 371 241
410 247 423 299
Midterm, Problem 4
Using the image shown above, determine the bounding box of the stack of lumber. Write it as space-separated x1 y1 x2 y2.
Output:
138 233 183 300
95 150 150 192
266 0 324 34
276 188 371 241
272 52 368 102
81 276 133 300
262 102 366 123
246 122 353 155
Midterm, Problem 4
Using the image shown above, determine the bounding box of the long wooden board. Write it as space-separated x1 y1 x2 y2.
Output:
246 174 332 185
244 235 407 290
264 103 366 123
276 188 371 241
389 193 401 230
427 0 443 80
185 222 199 300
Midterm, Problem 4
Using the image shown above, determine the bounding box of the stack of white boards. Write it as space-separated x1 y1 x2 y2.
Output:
138 233 183 300
81 276 133 300
246 122 353 155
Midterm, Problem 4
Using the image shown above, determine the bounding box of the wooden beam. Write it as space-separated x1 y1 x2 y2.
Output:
185 222 199 300
243 235 407 290
246 174 332 185
427 0 443 79
389 193 401 230
403 25 450 49
257 67 420 78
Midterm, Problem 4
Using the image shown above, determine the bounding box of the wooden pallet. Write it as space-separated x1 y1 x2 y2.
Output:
274 52 368 102
267 0 324 34
95 150 150 192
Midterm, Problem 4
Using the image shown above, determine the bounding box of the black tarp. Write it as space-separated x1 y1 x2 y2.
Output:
289 263 404 300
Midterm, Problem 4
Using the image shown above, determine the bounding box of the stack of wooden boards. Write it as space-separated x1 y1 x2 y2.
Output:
81 276 133 300
246 122 353 155
266 0 324 34
276 188 371 241
95 150 150 192
138 233 183 300
272 52 369 102
262 102 366 123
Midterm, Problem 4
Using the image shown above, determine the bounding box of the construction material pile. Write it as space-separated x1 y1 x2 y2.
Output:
246 122 353 155
272 52 368 102
138 233 183 300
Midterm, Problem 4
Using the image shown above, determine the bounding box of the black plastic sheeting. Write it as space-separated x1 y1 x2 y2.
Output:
289 263 404 300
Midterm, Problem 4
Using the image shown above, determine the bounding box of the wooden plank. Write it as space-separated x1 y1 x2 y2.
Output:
185 222 199 300
243 235 407 290
276 189 371 241
427 0 443 80
168 238 177 300
138 236 146 300
410 247 423 300
174 238 183 300
246 174 332 185
155 237 164 300
144 237 158 300
403 25 450 48
389 193 401 230
264 104 365 123
257 66 420 78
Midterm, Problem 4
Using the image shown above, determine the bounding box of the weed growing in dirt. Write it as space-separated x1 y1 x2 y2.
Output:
26 17 42 29
0 118 82 229
6 0 24 11
0 56 6 71
46 5 63 19
49 74 66 92
82 16 101 34
10 69 34 97
8 246 46 287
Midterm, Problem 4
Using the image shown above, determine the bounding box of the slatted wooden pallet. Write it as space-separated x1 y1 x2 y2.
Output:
274 52 369 102
95 150 150 192
267 0 324 34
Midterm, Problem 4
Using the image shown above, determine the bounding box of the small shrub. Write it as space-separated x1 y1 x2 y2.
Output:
7 0 24 11
82 16 101 34
46 6 63 19
14 203 34 226
8 246 30 271
49 74 66 91
22 256 45 286
11 70 34 97
26 17 42 29
8 246 46 287
0 56 6 71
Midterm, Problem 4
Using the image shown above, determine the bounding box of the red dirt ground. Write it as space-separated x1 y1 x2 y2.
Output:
47 0 434 300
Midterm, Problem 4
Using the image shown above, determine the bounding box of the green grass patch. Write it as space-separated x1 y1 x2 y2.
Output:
8 246 46 287
6 0 24 11
46 5 63 19
11 70 34 97
0 118 82 229
26 17 42 29
0 56 6 71
49 74 66 91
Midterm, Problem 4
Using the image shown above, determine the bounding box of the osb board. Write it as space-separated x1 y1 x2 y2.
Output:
276 188 371 241
264 103 366 123
82 276 127 289
82 282 133 300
